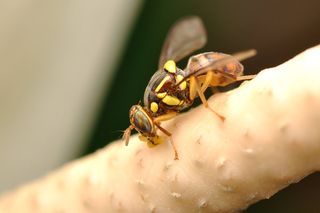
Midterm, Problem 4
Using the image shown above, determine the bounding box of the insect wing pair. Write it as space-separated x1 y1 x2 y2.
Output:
123 16 256 160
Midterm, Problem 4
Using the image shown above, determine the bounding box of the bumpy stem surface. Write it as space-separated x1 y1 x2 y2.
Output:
1 45 320 213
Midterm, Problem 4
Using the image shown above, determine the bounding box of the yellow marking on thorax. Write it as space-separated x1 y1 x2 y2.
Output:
155 75 170 92
150 102 158 113
156 92 167 99
175 74 187 90
164 60 176 73
162 95 183 106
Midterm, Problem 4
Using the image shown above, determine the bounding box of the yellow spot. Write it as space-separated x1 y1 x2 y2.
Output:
162 95 181 106
176 74 187 90
164 60 176 73
150 102 158 113
155 76 170 92
147 136 163 147
156 92 167 98
139 135 163 147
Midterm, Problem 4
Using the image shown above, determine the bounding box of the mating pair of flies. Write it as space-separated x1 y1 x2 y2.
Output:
123 16 256 160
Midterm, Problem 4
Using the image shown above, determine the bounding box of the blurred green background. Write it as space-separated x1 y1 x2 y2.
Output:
83 0 320 212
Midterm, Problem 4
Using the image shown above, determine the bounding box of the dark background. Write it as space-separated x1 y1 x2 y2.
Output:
83 0 320 212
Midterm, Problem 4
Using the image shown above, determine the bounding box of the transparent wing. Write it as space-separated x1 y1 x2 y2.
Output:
158 16 207 69
184 49 257 80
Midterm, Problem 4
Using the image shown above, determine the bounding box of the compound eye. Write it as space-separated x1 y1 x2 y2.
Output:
163 60 176 73
129 106 154 136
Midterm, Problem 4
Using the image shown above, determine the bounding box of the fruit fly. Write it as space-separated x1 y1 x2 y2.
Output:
123 16 256 160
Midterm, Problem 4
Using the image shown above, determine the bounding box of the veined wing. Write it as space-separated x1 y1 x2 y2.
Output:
158 16 207 69
182 49 257 81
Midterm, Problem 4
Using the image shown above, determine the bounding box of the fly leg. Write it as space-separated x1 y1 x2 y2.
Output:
200 70 214 93
153 112 178 123
236 74 256 81
198 70 222 95
154 112 179 160
123 125 134 146
198 71 221 94
189 75 225 121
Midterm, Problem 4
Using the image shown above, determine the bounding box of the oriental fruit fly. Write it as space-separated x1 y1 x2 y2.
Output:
123 16 256 160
